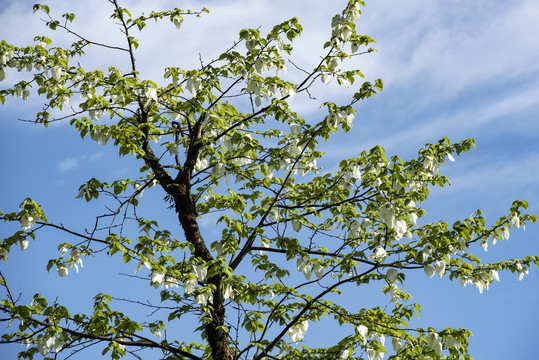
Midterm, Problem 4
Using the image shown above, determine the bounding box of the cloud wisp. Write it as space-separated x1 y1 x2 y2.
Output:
58 158 78 172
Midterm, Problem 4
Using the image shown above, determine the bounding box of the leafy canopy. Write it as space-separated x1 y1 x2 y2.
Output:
0 1 537 360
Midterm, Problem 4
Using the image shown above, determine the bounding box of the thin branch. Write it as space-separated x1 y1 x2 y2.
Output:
40 14 129 53
0 307 202 360
252 265 380 360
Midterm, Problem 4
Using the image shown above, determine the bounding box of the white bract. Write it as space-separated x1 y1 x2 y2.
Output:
134 257 153 275
391 336 401 352
341 25 352 41
193 264 207 281
516 263 528 281
20 214 36 231
275 36 285 53
151 271 165 288
183 277 197 294
321 73 331 84
366 348 384 360
328 57 339 70
265 83 277 97
57 264 69 277
312 263 324 279
280 85 295 97
168 143 179 156
435 260 446 278
296 256 312 280
51 66 63 81
246 79 261 94
362 218 372 229
356 324 368 345
472 273 489 293
423 156 440 173
386 268 398 282
424 264 435 278
36 334 64 356
480 238 488 252
89 109 102 121
291 218 301 232
351 164 361 180
338 76 351 87
259 240 270 255
149 324 162 339
388 283 400 303
286 320 308 343
421 244 434 260
245 35 257 51
144 87 158 106
489 269 500 282
254 58 269 73
224 285 235 300
290 123 302 135
495 226 510 240
394 219 407 240
445 335 461 349
133 182 144 198
510 213 520 229
163 276 178 290
69 249 84 273
346 2 361 22
186 76 201 95
378 203 395 228
347 219 361 240
373 247 387 263
167 108 180 121
172 15 182 29
195 290 213 306
460 276 471 287
425 332 442 355
91 129 110 145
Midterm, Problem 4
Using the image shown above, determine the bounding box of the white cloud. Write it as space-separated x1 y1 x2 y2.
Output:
358 0 539 98
89 151 104 162
359 79 539 154
57 152 104 172
4 0 536 122
58 158 78 172
447 152 539 195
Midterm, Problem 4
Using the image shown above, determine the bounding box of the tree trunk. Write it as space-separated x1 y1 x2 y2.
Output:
173 173 234 360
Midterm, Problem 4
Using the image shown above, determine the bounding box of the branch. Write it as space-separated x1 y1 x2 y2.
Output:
110 0 138 72
34 222 109 245
0 305 202 360
41 15 129 53
229 126 323 270
252 265 380 360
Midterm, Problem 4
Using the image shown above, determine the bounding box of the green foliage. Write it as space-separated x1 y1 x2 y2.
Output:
0 1 536 360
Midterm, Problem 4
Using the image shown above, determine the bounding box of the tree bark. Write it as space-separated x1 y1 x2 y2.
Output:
172 172 234 360
142 131 233 360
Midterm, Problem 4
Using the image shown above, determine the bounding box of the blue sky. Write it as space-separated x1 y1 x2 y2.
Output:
1 0 538 359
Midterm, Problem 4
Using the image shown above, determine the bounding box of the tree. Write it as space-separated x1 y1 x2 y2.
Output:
0 1 537 359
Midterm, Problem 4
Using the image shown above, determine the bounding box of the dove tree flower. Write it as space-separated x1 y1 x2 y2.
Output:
36 334 65 356
286 320 309 343
0 2 537 360
20 214 36 231
185 76 201 95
